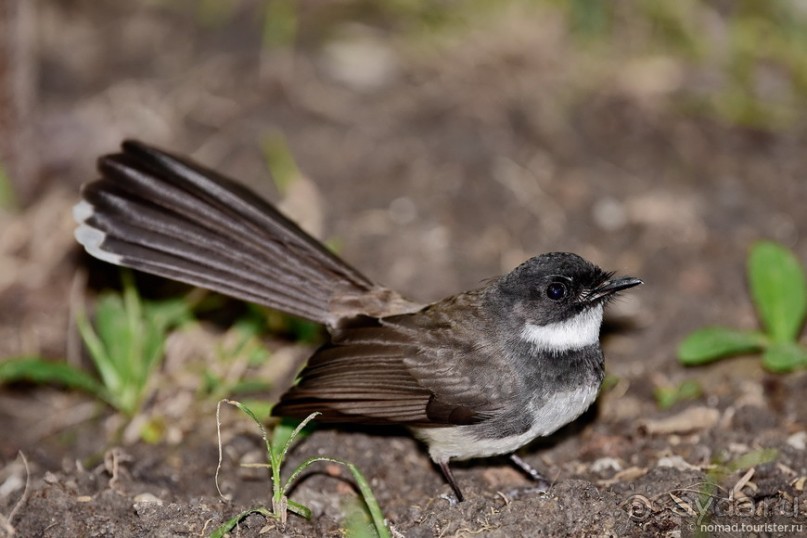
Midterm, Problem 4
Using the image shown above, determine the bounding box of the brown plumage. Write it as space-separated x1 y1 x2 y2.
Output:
74 140 642 502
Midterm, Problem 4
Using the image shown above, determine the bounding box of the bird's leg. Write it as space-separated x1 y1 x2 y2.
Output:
437 461 465 502
509 453 550 492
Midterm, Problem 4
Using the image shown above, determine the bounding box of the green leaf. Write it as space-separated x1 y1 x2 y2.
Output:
748 241 807 342
725 448 778 472
0 357 106 399
762 342 807 373
678 327 766 365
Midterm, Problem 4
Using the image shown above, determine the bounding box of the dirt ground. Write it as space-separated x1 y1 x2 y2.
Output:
1 2 806 537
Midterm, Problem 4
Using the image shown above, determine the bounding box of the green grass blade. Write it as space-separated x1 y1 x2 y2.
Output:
277 412 320 468
343 462 390 538
282 456 390 538
0 357 107 399
344 497 376 538
762 342 807 373
93 294 129 374
209 507 272 538
748 241 807 342
678 327 766 364
93 292 138 414
286 499 312 519
75 304 121 399
223 399 278 494
122 271 144 396
225 399 273 455
282 456 336 496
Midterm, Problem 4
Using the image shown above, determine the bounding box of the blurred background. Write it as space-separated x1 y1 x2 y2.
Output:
3 0 806 363
1 0 806 534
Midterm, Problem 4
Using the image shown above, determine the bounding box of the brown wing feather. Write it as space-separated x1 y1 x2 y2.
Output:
273 294 510 426
272 317 436 424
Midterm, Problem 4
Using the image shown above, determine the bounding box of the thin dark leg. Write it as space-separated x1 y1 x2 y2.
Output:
438 460 464 502
509 453 550 490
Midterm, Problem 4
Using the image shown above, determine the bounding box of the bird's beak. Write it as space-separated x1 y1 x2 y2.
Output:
587 276 643 303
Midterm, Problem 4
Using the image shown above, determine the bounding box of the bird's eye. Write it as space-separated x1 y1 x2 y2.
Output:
546 281 568 301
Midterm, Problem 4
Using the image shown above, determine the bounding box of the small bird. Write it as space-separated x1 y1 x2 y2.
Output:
74 140 642 501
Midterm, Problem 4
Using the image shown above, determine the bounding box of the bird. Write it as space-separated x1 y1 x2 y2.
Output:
73 140 642 501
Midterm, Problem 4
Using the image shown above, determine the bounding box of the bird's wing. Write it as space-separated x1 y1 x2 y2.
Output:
272 307 508 426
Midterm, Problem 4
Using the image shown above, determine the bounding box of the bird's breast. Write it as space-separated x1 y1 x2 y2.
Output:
415 379 600 462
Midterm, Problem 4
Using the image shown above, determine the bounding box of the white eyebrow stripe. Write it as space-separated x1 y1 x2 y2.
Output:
520 304 603 353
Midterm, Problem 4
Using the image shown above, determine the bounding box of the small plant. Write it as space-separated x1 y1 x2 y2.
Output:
201 307 273 404
0 271 192 418
213 402 390 538
654 379 702 410
678 241 807 372
692 447 778 530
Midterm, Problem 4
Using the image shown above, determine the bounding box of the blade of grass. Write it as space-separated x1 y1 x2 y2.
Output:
216 399 273 499
344 461 389 538
282 456 390 538
74 305 121 398
277 412 320 470
0 357 107 400
122 271 144 409
91 294 128 389
209 507 273 538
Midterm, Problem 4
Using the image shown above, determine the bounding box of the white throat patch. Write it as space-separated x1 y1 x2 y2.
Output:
520 304 603 353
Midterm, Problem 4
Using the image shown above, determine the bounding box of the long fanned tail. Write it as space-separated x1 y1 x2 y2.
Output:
74 140 381 326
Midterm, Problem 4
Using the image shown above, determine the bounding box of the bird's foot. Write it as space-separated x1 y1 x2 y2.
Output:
508 453 553 494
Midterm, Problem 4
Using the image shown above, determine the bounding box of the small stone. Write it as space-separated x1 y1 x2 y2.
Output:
133 492 164 505
786 431 806 451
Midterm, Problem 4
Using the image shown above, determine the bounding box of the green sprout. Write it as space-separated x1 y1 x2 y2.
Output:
653 379 702 410
678 241 807 372
200 306 273 405
691 447 778 533
0 160 16 210
0 271 191 419
213 403 390 538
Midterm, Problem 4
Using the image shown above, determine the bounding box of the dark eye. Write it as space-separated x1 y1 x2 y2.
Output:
546 282 567 301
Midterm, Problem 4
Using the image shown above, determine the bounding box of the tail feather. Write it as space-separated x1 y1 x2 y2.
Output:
74 140 379 326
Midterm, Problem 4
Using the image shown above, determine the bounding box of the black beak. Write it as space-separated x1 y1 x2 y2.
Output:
587 276 643 303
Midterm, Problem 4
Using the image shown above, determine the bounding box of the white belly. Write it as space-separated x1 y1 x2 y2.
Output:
414 383 599 462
